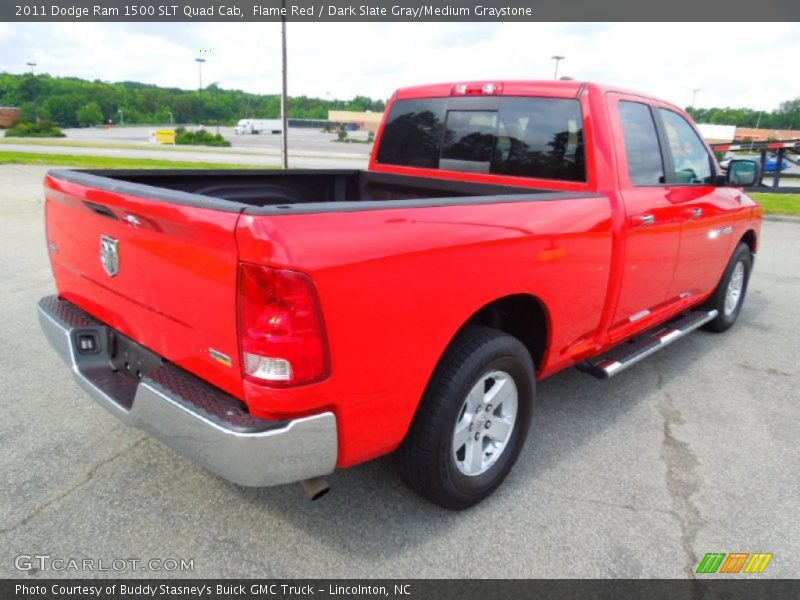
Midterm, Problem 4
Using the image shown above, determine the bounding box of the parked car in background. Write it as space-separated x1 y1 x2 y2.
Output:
720 153 791 173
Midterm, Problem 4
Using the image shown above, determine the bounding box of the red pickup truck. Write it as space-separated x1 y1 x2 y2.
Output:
38 81 762 508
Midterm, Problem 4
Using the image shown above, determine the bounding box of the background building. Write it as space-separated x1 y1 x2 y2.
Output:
0 107 21 127
733 127 800 142
327 110 384 133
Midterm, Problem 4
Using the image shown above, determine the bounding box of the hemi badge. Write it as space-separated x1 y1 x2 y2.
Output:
210 349 233 368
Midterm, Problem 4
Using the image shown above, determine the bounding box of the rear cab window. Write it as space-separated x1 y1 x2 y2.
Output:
376 96 586 182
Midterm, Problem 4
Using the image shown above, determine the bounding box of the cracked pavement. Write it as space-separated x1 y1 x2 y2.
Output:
1 165 797 578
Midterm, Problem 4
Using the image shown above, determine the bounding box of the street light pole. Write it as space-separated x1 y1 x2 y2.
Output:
691 88 700 108
551 55 565 80
280 0 289 169
195 58 206 91
118 108 124 126
26 62 36 75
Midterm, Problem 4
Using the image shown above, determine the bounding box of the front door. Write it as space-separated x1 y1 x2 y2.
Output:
655 108 740 300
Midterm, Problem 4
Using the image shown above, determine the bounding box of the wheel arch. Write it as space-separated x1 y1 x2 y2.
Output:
740 229 758 254
456 293 551 374
401 294 550 447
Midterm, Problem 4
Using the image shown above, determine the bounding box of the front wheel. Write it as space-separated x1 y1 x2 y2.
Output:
703 242 752 332
399 326 535 509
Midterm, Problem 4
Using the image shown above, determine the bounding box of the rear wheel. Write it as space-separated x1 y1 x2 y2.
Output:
399 326 535 509
703 242 752 332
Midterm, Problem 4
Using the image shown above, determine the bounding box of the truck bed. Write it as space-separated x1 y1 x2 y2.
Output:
48 169 596 215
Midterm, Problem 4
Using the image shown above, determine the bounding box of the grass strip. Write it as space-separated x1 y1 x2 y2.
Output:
751 193 800 217
0 151 270 170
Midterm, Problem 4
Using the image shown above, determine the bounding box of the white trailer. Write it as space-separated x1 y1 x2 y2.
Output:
234 119 283 135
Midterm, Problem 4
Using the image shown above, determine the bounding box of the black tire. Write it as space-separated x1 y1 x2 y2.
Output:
702 242 752 332
399 325 535 509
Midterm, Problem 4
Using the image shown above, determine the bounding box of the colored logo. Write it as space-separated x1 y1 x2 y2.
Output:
696 552 773 574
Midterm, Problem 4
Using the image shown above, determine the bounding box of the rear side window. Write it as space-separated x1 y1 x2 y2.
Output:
377 97 585 182
619 101 665 186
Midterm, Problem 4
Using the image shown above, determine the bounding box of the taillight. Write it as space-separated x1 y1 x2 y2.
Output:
238 263 329 387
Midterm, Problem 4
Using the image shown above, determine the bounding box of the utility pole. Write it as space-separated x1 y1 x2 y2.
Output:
749 112 763 152
280 1 289 169
691 88 700 108
195 57 205 91
26 62 36 75
551 55 565 80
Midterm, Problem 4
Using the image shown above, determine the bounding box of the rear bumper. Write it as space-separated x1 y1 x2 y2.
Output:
37 296 337 487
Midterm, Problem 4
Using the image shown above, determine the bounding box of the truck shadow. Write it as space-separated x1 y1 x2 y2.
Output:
234 295 769 561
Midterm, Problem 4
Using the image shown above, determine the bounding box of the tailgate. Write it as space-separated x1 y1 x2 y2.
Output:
44 171 245 398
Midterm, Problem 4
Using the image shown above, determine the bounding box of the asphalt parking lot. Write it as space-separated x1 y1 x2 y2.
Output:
0 127 372 169
1 164 797 578
60 125 375 154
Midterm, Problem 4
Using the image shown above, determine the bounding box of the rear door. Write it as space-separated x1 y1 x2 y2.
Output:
45 173 244 398
654 108 740 300
608 96 683 331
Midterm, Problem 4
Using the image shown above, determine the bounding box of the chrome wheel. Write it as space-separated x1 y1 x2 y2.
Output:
452 370 518 477
724 261 745 316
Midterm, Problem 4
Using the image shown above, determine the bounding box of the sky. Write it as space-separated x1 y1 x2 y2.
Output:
0 22 798 111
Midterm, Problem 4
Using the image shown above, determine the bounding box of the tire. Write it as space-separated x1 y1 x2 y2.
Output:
702 242 752 332
399 326 535 509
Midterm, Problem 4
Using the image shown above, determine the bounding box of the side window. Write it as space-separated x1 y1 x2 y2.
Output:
619 101 664 186
658 109 714 184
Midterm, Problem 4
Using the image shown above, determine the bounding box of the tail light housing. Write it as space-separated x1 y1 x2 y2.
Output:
238 263 330 387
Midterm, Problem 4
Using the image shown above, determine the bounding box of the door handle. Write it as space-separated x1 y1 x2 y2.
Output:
632 214 656 226
690 208 703 219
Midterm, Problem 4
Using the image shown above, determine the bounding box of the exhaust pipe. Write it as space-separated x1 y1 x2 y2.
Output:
300 477 330 501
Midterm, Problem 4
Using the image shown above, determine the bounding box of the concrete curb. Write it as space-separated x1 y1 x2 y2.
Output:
764 214 800 223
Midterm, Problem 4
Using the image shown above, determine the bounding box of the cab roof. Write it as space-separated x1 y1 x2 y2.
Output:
392 80 667 105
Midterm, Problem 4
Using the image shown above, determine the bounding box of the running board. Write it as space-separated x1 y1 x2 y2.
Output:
577 310 718 379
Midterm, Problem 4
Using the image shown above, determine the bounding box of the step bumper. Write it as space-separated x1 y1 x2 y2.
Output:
37 295 338 487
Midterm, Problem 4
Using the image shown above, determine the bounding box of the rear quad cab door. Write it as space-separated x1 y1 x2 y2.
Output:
606 93 683 332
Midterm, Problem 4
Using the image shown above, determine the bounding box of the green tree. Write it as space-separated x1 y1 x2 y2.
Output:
76 101 105 127
19 101 41 122
43 95 81 126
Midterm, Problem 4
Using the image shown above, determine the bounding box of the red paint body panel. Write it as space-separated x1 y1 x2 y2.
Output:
44 81 763 471
45 175 244 398
237 198 613 465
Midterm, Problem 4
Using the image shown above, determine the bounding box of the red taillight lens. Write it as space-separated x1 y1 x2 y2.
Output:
238 263 329 387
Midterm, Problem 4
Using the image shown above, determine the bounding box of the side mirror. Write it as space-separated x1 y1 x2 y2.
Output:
726 159 760 187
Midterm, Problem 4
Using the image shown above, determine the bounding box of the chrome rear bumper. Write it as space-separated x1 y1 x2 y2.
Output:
37 296 337 487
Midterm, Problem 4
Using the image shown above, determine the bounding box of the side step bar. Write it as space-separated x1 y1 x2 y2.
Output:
577 310 718 379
